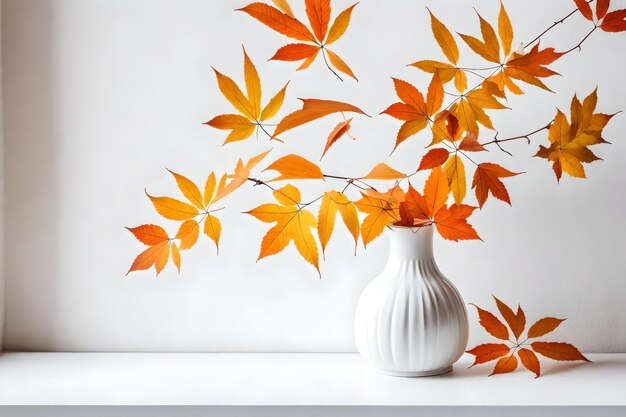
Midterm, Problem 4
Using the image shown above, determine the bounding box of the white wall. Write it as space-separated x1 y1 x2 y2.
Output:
2 0 625 352
0 0 4 351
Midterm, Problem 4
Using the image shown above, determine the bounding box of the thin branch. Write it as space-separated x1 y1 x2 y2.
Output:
480 121 553 156
561 25 598 55
524 0 595 48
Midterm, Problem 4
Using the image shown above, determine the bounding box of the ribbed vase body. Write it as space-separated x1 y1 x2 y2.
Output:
354 226 468 377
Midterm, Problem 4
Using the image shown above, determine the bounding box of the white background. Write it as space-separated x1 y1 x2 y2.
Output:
2 0 625 352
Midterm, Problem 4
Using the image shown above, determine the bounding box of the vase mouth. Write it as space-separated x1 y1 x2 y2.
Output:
389 224 433 231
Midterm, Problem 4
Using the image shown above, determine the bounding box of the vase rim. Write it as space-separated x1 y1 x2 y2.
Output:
389 224 433 231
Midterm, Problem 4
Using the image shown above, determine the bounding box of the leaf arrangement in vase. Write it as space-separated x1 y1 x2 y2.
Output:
127 0 624 276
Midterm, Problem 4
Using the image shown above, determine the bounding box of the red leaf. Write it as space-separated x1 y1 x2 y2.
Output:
531 342 591 362
600 9 626 32
518 348 541 378
472 163 520 208
467 343 511 366
417 148 450 171
574 0 594 20
490 355 518 375
472 304 509 340
527 317 566 338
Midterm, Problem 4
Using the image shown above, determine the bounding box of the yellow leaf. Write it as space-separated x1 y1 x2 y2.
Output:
204 114 256 144
171 243 181 273
204 214 222 253
214 150 272 202
325 49 358 81
175 220 200 250
246 184 319 274
146 192 199 221
318 191 359 255
204 172 216 207
273 183 301 206
272 0 294 17
167 169 204 210
443 154 467 205
260 82 289 121
478 13 500 63
264 154 325 181
498 1 514 57
243 47 262 119
326 3 358 45
428 10 459 64
355 192 400 247
212 68 256 121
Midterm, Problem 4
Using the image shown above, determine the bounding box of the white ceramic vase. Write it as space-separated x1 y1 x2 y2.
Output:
354 225 469 377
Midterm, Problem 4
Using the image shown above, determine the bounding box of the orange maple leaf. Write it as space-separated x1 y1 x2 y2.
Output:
393 167 480 242
127 225 179 275
238 0 359 81
205 48 289 144
382 73 444 151
468 296 590 377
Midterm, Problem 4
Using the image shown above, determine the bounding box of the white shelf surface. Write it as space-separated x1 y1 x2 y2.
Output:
0 352 624 406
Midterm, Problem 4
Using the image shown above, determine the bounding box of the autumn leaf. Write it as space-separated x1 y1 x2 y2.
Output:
504 43 563 92
467 343 511 366
127 225 177 275
391 168 480 241
527 317 566 338
468 297 590 377
321 118 353 159
600 9 626 32
205 48 289 143
264 154 325 181
472 163 521 208
493 295 526 340
246 184 320 274
459 12 501 63
490 355 518 375
175 220 200 250
531 342 590 362
471 304 509 340
273 98 367 139
382 73 444 150
443 154 466 205
318 190 360 255
146 192 199 221
359 163 405 180
535 90 613 181
354 187 402 247
238 1 359 81
410 10 467 93
449 85 506 135
418 148 449 172
213 149 272 202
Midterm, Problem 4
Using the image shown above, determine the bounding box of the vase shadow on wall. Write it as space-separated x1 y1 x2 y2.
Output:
3 0 63 351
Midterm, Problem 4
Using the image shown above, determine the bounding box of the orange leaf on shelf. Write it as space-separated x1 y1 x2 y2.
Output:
467 343 511 366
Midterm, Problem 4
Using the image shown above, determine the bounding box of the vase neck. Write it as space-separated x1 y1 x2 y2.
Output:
388 226 434 261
